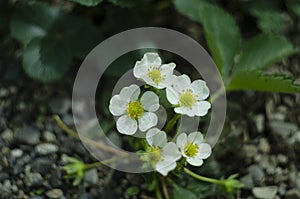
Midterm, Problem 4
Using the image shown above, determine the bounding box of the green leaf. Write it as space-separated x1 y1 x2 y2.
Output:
234 34 296 73
286 0 300 17
173 0 211 21
22 37 71 82
173 184 198 199
174 0 241 80
108 0 139 8
200 5 241 79
255 11 290 33
244 0 279 15
242 0 290 33
227 70 300 93
69 0 103 6
51 15 102 59
126 186 140 196
10 1 60 44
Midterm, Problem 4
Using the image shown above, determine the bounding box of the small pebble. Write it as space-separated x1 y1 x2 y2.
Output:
270 120 297 138
248 164 265 183
285 189 300 199
254 114 265 133
46 188 64 199
42 131 56 142
84 168 98 186
1 128 14 143
252 186 278 199
15 126 40 145
35 143 58 155
277 154 288 165
242 144 258 159
24 172 44 187
258 138 270 154
11 149 23 159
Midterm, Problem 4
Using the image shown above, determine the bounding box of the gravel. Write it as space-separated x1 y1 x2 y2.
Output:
42 131 57 142
252 186 278 199
248 164 265 184
11 148 23 159
285 189 300 199
24 172 44 187
270 120 298 138
45 188 64 199
35 143 59 155
31 158 54 173
84 168 99 186
15 126 40 145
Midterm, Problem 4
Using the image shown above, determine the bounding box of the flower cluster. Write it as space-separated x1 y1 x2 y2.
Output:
109 52 212 176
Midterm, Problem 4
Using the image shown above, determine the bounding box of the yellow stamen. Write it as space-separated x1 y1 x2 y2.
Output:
184 142 199 157
127 101 144 120
179 89 197 108
147 68 163 85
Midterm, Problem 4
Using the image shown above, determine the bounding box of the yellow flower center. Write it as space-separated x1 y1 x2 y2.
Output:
127 101 144 120
179 89 197 108
147 68 163 85
147 147 162 167
184 142 199 157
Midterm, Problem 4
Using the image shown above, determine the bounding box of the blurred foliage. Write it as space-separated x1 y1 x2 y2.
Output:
10 1 102 82
174 0 299 93
5 0 299 93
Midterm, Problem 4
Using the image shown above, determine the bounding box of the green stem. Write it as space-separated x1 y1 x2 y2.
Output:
84 161 103 170
184 168 222 185
155 175 164 199
210 87 225 104
164 114 180 133
155 187 163 199
84 156 128 170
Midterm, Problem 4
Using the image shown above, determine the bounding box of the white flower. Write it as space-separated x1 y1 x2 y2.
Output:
166 74 211 117
145 128 181 176
109 84 159 135
133 52 176 89
176 132 211 166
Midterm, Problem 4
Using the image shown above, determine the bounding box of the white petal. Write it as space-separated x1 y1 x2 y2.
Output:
191 80 210 100
160 63 175 77
138 112 158 132
164 74 177 88
146 128 167 148
116 115 137 135
133 60 149 79
147 81 165 89
176 133 187 151
143 52 162 65
140 91 159 112
156 160 177 176
166 87 179 105
197 143 212 159
119 84 140 102
162 142 181 161
187 132 204 143
109 95 127 116
191 101 211 117
174 106 195 117
174 74 191 91
186 156 203 166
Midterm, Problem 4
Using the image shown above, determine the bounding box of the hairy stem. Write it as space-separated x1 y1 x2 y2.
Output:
160 176 170 199
184 168 222 185
53 115 127 156
84 156 121 170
